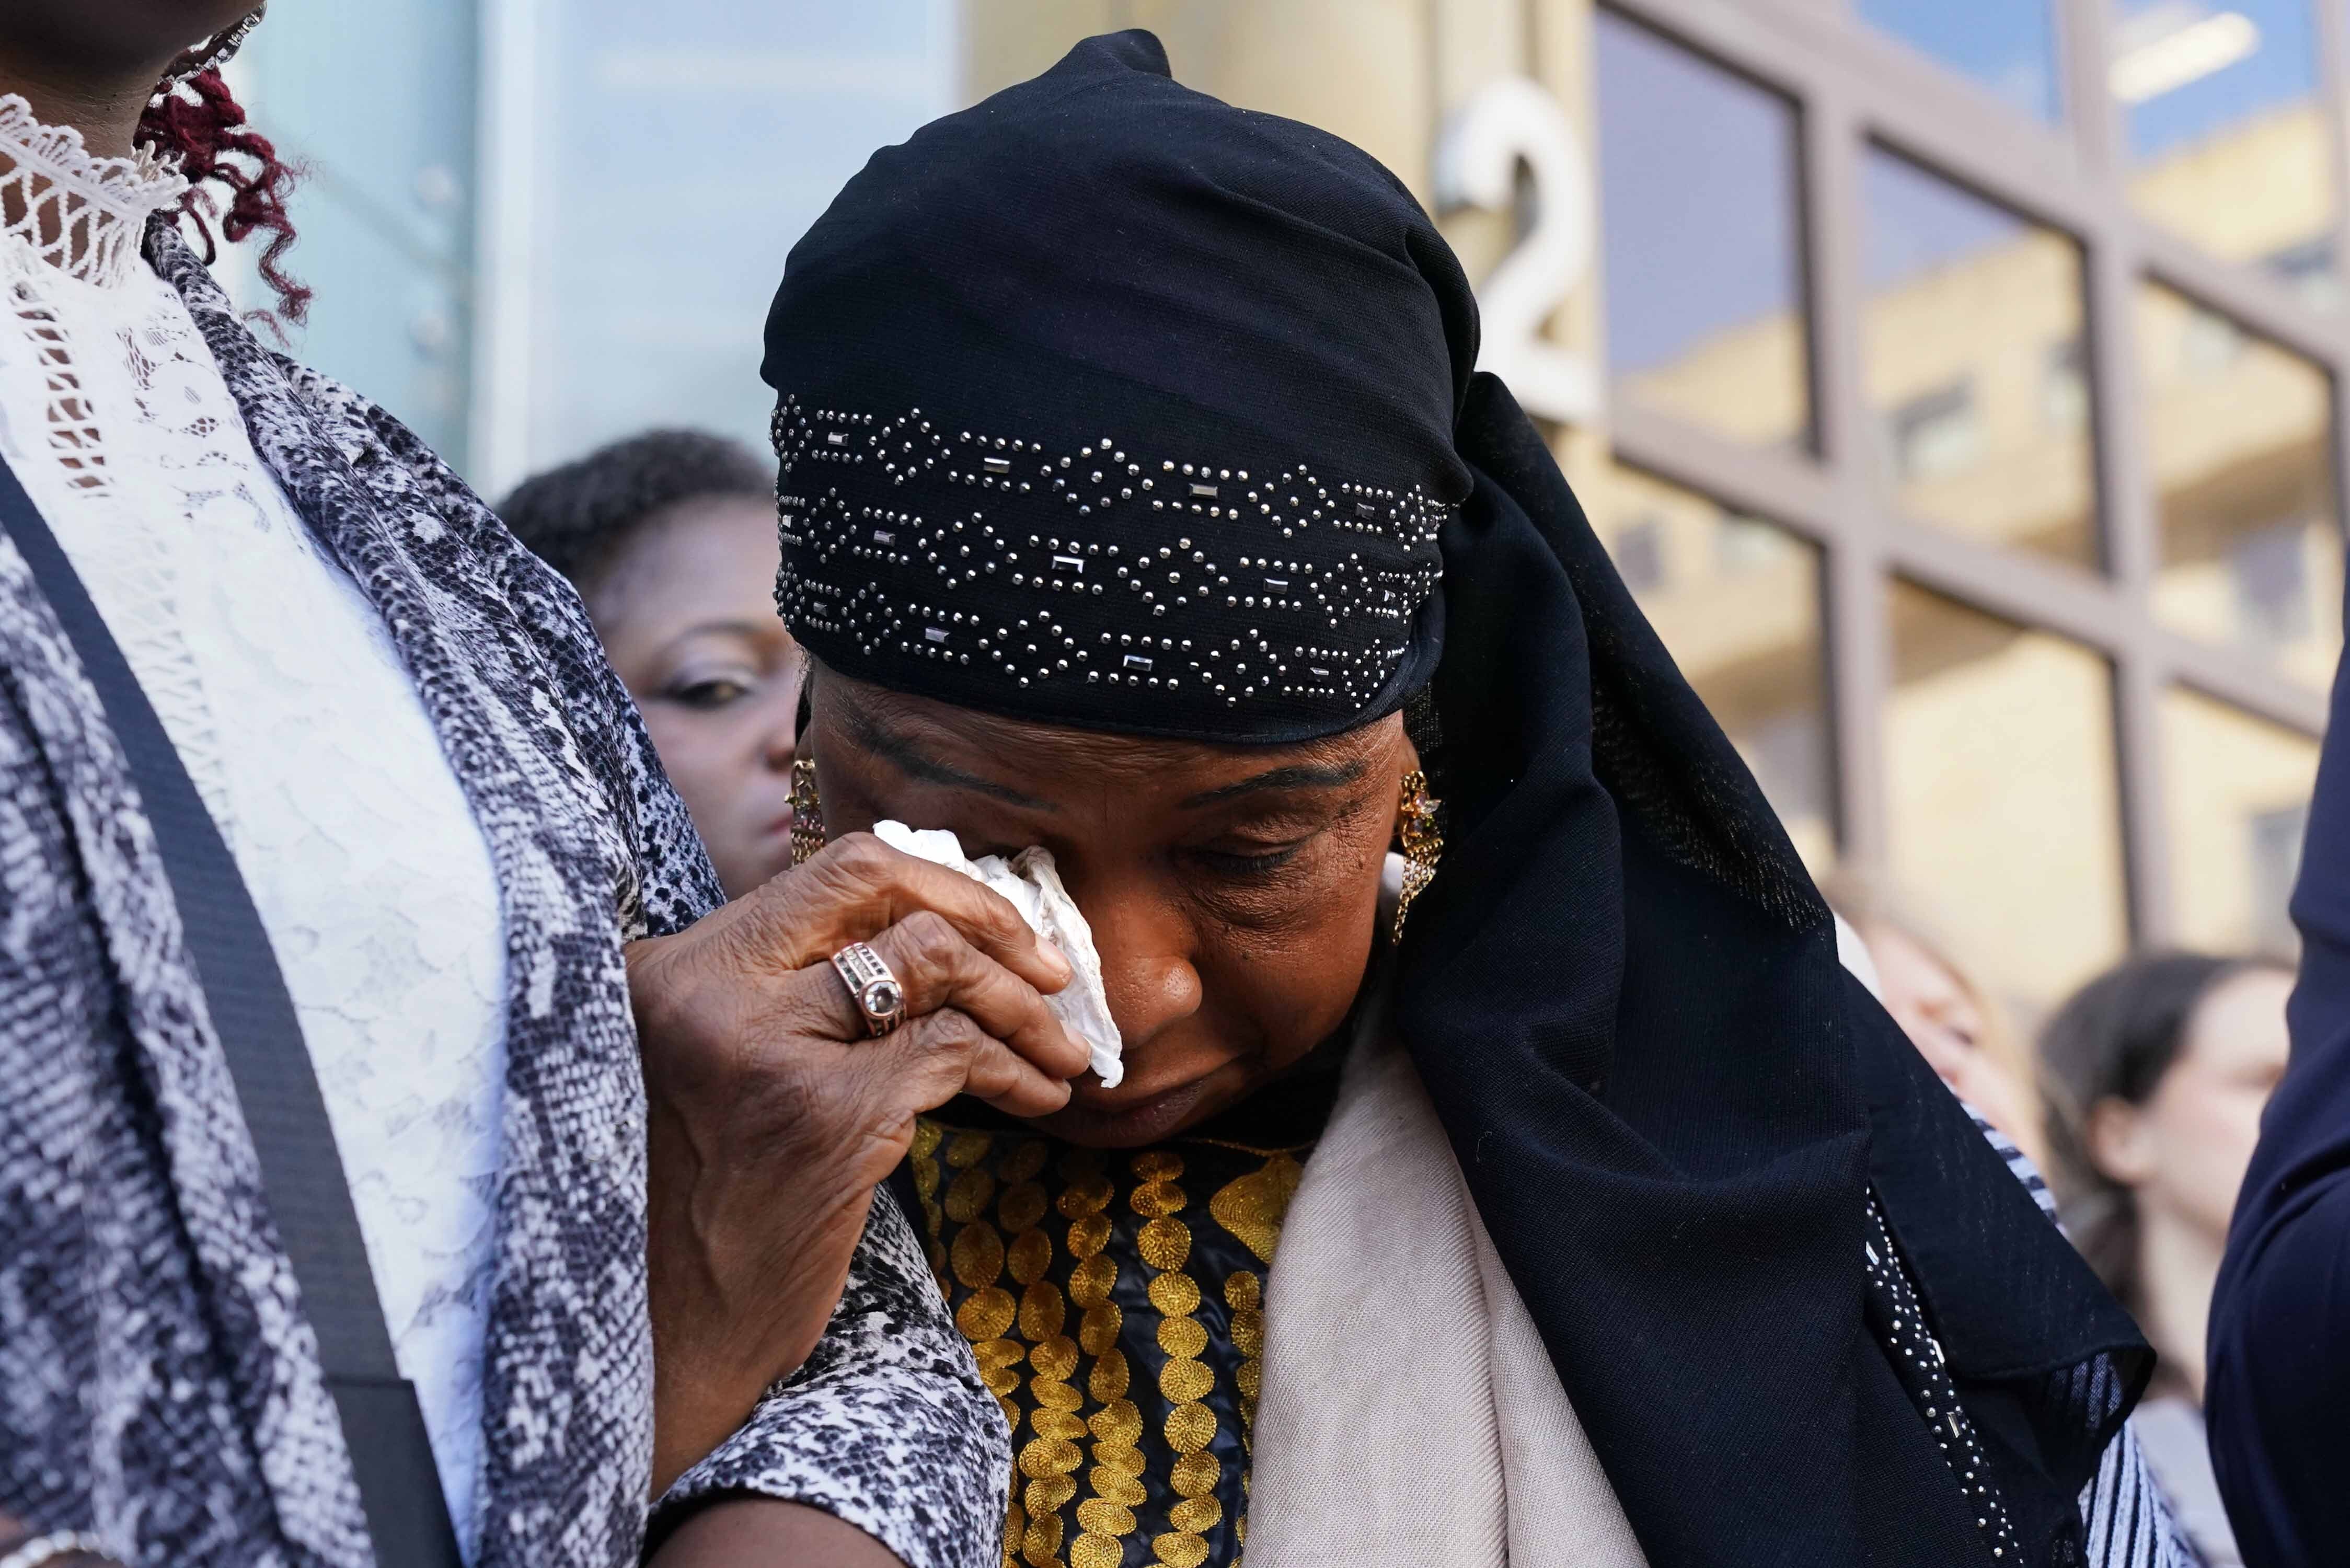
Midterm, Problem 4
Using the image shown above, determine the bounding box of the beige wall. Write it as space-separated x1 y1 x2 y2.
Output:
1883 589 2133 1013
2162 689 2322 956
962 1 1438 199
2132 102 2335 266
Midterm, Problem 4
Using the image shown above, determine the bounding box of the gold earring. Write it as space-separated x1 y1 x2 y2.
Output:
789 757 827 867
1393 768 1442 943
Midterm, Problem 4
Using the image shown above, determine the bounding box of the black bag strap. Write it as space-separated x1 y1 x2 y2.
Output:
0 455 465 1568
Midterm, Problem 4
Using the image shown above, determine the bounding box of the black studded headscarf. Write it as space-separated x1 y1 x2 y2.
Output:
764 32 2149 1565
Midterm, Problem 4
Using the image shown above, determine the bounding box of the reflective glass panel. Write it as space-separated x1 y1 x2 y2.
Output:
1595 12 1813 453
1592 462 1834 870
2138 282 2342 688
2159 688 2320 954
1862 149 2099 567
1886 582 2129 1015
533 0 953 471
242 0 479 463
1858 0 2064 122
2115 0 2337 305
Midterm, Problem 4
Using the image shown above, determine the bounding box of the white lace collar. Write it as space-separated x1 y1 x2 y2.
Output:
0 94 188 287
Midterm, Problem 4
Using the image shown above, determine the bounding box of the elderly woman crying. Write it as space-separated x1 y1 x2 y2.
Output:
690 31 2194 1568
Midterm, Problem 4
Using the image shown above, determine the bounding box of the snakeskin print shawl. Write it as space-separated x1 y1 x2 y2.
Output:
0 225 1008 1568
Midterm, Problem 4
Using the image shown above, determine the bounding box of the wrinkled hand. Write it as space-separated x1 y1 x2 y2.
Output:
628 834 1087 1495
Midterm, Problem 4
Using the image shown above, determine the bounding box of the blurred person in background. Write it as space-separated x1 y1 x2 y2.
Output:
0 6 1033 1567
1827 873 2048 1172
498 431 804 899
2042 953 2294 1568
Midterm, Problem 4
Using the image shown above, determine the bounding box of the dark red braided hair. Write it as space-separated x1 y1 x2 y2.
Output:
134 68 309 325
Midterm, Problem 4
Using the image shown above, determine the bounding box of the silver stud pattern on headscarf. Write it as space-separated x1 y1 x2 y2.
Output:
770 396 1449 716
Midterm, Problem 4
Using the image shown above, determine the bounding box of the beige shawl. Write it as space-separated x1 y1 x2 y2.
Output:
1242 984 1650 1567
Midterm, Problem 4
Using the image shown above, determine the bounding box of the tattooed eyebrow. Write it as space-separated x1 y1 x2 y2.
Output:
1178 759 1368 809
844 702 1058 811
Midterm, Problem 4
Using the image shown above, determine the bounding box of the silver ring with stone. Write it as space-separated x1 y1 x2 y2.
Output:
831 941 907 1037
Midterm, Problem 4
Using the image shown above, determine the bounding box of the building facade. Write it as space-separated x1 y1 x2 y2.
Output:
243 0 2349 1028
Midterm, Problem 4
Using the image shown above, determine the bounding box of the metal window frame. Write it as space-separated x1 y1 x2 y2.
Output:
1593 0 2349 946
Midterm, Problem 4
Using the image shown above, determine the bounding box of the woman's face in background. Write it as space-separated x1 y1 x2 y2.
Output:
589 495 804 900
805 666 1413 1147
2101 966 2292 1250
1864 919 2042 1165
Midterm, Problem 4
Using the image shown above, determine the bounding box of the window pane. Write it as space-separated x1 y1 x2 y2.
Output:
2115 0 2337 307
533 1 953 468
2160 688 2320 954
2138 281 2343 688
1862 149 2099 567
1858 0 2064 122
243 0 478 464
1595 13 1813 453
1887 582 2129 1014
1592 463 1834 870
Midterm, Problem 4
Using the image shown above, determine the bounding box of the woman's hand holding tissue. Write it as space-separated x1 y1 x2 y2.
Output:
627 829 1092 1492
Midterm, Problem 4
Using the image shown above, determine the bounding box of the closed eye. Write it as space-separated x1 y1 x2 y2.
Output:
1190 841 1310 879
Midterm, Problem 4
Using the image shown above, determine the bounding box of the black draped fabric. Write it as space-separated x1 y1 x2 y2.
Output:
1416 376 2149 1563
764 31 2151 1565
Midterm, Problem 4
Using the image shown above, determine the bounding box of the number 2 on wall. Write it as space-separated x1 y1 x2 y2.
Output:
1434 77 1602 426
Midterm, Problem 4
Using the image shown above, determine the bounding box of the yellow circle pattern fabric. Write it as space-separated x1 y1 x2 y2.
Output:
907 1122 1310 1568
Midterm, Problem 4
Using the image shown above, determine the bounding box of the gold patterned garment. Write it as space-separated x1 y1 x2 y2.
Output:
901 1118 1309 1568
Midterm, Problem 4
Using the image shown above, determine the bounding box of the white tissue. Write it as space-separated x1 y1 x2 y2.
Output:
872 820 1125 1087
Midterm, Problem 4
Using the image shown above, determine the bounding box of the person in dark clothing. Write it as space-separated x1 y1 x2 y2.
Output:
2207 671 2350 1566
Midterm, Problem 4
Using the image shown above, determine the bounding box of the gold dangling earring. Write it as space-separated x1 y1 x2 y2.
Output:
1393 768 1443 944
789 757 827 867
